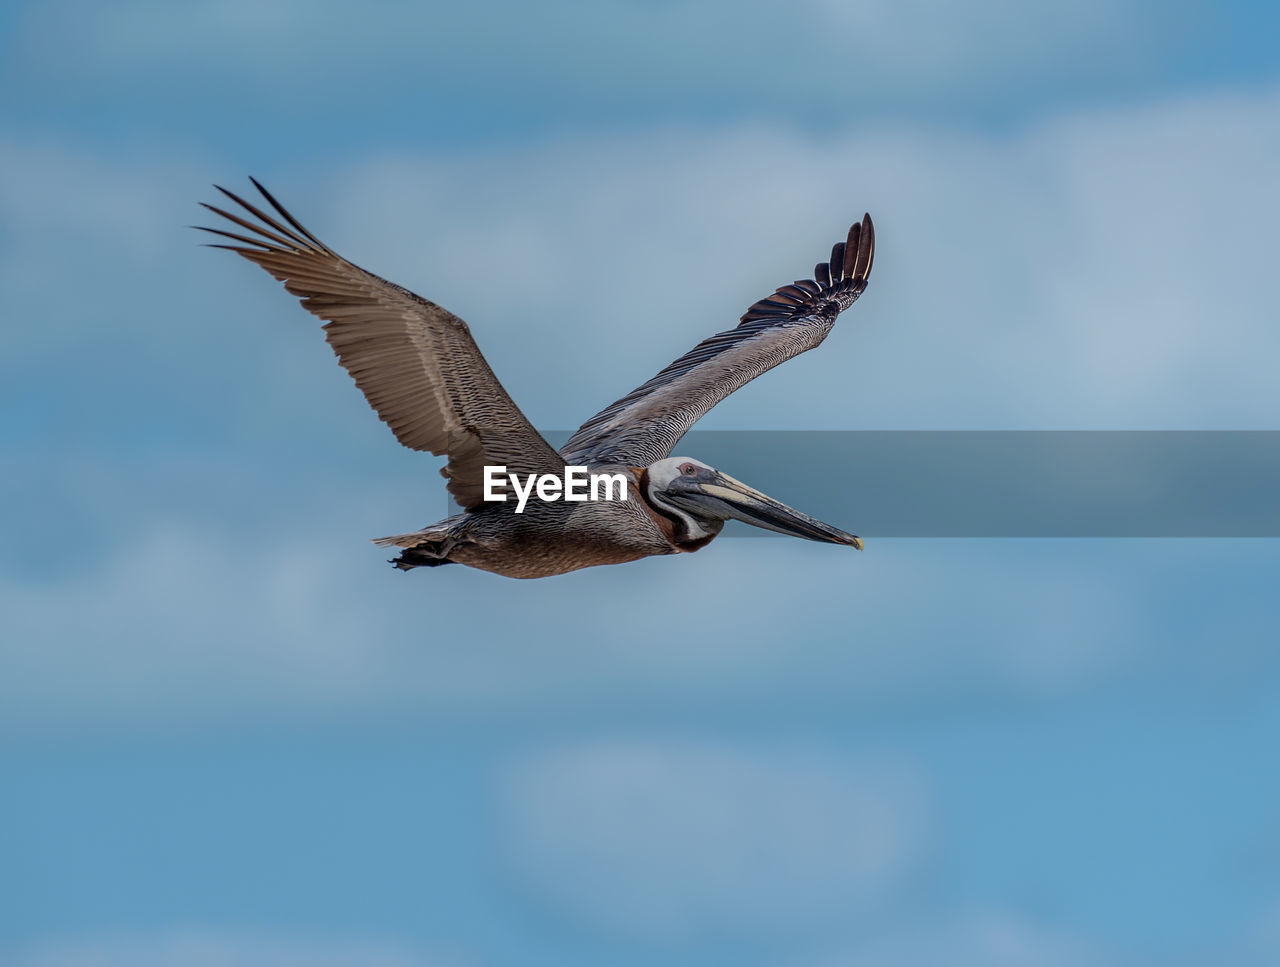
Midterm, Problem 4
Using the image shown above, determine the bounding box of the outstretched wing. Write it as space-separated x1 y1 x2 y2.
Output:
560 214 875 467
197 179 564 510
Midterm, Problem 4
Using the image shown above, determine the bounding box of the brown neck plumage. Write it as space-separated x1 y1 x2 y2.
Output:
632 467 719 552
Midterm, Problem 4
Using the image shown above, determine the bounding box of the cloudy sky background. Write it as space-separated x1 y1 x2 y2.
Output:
3 1 1280 964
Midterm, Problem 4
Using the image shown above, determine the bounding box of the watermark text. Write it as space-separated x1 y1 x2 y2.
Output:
483 466 629 513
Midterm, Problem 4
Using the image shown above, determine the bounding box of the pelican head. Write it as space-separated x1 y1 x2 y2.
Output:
642 457 863 549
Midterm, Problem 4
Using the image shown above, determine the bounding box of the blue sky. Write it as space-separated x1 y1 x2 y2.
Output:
3 1 1280 964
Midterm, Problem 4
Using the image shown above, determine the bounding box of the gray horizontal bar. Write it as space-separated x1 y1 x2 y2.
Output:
450 431 1280 538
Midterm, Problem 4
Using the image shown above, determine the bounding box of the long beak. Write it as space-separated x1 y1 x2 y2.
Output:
687 472 863 549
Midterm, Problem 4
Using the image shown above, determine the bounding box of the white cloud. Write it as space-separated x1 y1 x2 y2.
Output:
4 84 1280 729
8 0 1145 109
785 911 1121 967
6 929 473 967
263 84 1280 432
1242 898 1280 964
7 84 1280 429
0 486 1176 730
784 898 1280 967
496 737 929 940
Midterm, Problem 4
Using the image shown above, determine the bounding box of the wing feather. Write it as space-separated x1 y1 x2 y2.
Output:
561 214 874 467
197 180 563 510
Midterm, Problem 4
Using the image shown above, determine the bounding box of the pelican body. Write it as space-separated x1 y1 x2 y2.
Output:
199 182 875 578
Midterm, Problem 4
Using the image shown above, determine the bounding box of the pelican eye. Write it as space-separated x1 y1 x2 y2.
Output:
680 463 698 476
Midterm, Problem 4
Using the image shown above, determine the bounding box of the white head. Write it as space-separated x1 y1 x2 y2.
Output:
641 456 863 549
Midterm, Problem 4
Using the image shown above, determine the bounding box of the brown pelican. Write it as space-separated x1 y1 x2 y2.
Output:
199 180 875 578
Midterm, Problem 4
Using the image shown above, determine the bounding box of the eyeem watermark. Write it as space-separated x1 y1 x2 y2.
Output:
483 466 629 513
452 432 1280 535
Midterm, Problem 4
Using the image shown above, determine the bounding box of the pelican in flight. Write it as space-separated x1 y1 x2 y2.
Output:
199 180 876 578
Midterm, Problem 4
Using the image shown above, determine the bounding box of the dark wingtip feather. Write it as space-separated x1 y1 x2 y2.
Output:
214 184 248 207
829 241 846 282
196 199 300 250
201 243 257 252
208 182 324 254
852 213 874 282
842 221 861 278
192 223 278 251
248 176 329 251
738 214 876 325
